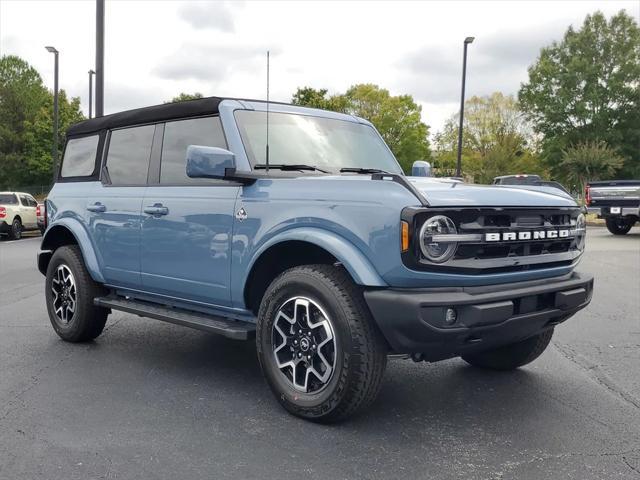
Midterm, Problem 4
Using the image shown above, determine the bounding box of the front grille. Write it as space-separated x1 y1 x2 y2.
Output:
402 207 583 274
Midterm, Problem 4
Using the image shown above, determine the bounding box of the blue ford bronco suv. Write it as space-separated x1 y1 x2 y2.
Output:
38 97 593 422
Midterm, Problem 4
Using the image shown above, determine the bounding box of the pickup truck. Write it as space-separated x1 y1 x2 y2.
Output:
37 97 593 422
586 180 640 235
0 191 40 239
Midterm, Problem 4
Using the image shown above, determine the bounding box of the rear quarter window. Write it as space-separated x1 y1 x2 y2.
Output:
0 194 18 204
61 135 100 178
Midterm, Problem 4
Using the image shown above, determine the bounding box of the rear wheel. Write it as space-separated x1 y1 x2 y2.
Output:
45 245 109 342
8 218 22 240
256 265 387 423
462 329 554 371
606 217 633 235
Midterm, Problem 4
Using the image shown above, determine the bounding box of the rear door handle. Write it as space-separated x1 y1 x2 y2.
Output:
86 202 106 213
144 204 169 216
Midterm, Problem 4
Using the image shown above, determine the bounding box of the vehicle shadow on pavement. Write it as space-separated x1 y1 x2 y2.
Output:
81 318 569 429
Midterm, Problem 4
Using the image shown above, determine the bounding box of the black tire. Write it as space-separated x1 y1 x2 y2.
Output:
606 217 632 235
462 329 554 371
45 245 109 342
8 218 22 240
256 265 387 423
39 227 46 236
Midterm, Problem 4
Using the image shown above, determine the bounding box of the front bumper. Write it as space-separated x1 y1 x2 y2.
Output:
364 272 594 360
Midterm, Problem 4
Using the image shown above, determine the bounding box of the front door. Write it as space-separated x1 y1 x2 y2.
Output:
140 116 238 307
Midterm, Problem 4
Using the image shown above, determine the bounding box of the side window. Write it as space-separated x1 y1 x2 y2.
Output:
160 116 227 184
106 125 155 185
19 195 29 206
60 135 100 177
26 196 37 207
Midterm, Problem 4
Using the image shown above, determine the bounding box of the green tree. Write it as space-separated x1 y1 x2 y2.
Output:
0 55 49 186
291 84 431 172
22 90 85 185
291 87 349 112
433 92 545 183
519 10 640 179
560 141 624 200
166 92 204 103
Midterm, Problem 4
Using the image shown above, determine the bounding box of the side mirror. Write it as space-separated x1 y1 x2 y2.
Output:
186 145 236 179
411 161 431 177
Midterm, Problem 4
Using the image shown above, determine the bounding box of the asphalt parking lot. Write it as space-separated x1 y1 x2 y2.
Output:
0 228 639 480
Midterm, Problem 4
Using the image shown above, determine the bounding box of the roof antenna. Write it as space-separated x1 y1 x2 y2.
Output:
265 50 270 173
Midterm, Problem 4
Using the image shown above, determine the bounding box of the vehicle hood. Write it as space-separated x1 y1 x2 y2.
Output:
407 177 577 207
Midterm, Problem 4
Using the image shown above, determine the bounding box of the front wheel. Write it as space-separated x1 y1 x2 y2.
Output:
462 329 554 371
256 265 387 423
606 217 633 235
45 245 109 342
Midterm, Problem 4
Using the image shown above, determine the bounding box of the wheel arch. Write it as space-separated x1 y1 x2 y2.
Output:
39 220 105 283
242 228 386 314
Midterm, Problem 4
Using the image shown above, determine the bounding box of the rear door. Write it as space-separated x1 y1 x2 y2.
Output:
86 125 156 289
140 116 239 307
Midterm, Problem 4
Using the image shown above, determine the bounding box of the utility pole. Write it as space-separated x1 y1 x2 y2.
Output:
95 0 105 117
88 70 95 118
456 36 474 178
45 46 59 180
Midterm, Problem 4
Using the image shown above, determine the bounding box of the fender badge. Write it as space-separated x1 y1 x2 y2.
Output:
235 207 248 221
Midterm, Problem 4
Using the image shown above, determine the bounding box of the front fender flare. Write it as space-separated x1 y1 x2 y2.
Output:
244 227 387 288
40 218 105 283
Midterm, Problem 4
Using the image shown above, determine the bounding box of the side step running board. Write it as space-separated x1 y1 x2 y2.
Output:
94 296 255 340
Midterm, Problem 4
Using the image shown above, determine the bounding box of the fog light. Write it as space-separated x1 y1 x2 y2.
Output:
445 307 457 325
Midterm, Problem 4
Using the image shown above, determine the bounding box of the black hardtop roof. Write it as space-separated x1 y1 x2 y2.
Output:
66 96 225 137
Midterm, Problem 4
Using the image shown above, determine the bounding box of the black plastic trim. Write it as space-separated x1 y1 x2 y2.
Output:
94 295 256 340
363 271 594 359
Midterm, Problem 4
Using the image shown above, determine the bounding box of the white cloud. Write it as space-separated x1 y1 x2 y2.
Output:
177 1 241 32
0 0 635 136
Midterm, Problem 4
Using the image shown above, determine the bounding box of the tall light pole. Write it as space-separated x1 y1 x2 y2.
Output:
95 0 105 117
88 69 95 118
45 46 59 180
456 36 474 178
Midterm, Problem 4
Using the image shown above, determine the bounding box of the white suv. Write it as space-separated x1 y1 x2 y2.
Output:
0 192 40 240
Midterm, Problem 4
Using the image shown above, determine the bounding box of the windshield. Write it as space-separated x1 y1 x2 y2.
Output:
0 194 18 205
235 110 402 174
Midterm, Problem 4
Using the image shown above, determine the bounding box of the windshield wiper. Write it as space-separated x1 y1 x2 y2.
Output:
254 164 330 173
340 167 389 174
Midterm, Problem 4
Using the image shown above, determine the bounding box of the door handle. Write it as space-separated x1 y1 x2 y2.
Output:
144 204 169 216
86 202 106 213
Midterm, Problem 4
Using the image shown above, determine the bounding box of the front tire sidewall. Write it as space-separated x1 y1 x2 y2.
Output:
258 273 357 417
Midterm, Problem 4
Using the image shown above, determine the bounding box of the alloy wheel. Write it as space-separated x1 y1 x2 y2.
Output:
271 297 336 393
51 264 77 324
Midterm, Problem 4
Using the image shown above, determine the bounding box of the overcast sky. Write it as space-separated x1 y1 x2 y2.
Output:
0 0 637 135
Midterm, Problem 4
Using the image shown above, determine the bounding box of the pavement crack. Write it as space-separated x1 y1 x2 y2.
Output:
553 341 640 411
623 456 640 477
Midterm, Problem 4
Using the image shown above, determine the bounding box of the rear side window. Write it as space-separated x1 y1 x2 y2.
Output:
0 194 18 204
106 125 155 185
61 135 99 177
160 116 227 184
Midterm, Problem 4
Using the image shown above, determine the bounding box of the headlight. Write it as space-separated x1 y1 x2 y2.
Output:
575 213 586 250
419 215 458 263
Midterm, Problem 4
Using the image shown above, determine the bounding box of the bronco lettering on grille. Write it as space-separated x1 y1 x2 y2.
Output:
485 230 571 242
